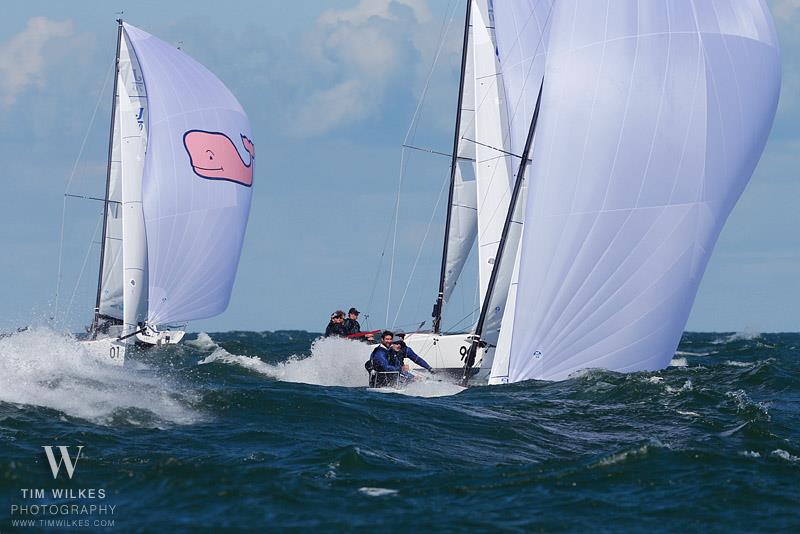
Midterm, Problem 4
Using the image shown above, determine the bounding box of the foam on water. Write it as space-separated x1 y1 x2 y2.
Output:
198 336 464 397
713 330 762 344
185 332 218 351
358 487 398 497
0 327 201 426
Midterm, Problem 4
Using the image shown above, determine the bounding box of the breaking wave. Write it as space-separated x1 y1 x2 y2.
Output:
197 335 464 396
0 327 201 426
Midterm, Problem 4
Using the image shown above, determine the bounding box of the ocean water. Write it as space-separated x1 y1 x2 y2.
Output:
1 328 798 531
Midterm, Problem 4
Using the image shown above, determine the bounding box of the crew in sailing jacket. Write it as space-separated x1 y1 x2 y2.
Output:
366 331 413 387
395 333 434 373
343 307 374 342
324 311 347 337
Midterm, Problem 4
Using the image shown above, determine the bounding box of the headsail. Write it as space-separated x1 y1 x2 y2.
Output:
493 0 781 382
123 23 254 326
472 0 517 341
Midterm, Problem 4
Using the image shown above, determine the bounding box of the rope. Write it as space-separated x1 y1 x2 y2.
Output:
53 59 115 324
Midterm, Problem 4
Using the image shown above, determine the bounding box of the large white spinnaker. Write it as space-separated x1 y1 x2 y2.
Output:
486 0 552 383
123 23 254 326
495 0 781 382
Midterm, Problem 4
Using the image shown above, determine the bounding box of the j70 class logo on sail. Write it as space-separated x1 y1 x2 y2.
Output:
42 446 84 480
183 130 255 187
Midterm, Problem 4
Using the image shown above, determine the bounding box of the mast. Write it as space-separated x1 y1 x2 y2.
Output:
91 19 123 338
461 80 543 386
432 0 473 334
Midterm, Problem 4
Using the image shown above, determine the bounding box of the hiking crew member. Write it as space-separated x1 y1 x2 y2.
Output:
324 310 347 337
366 331 413 387
396 333 435 373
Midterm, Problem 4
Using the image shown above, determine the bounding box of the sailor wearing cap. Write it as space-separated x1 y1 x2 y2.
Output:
344 307 372 341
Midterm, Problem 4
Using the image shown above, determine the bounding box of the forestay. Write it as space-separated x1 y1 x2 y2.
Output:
492 0 781 382
123 23 254 326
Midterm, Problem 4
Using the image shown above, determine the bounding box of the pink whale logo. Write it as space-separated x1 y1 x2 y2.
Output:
183 130 255 187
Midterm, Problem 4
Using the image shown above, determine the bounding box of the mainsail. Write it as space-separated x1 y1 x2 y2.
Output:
97 27 149 322
490 0 781 383
441 29 478 307
122 23 254 326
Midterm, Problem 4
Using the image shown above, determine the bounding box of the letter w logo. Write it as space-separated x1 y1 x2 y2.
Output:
42 446 84 480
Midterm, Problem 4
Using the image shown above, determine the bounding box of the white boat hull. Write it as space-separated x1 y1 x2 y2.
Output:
402 332 493 382
81 337 127 366
136 326 185 346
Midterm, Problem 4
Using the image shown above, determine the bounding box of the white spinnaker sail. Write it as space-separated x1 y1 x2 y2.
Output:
472 0 516 341
498 0 781 382
123 23 254 325
118 31 149 337
442 25 478 307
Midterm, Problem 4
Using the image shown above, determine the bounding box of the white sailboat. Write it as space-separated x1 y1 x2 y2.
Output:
82 20 255 364
403 0 781 386
402 0 517 380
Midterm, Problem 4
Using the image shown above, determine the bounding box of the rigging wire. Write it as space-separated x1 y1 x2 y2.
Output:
391 165 450 329
53 59 115 325
385 0 461 325
62 215 104 327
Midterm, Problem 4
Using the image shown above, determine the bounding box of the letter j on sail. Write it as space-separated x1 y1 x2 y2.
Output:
42 445 84 479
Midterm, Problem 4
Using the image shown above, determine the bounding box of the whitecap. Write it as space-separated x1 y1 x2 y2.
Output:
359 487 399 497
198 336 465 397
665 379 693 394
185 332 218 351
724 360 753 368
771 449 800 463
0 327 201 426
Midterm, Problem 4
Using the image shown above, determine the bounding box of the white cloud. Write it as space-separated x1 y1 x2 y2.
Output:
0 17 73 107
290 0 439 137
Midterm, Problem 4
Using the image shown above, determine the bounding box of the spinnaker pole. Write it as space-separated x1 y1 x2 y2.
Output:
91 19 123 338
460 80 544 386
432 0 473 334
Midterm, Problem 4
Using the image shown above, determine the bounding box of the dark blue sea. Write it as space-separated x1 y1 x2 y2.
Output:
1 328 798 532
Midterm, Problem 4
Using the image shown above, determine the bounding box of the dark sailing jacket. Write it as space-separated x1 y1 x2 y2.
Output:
343 318 361 336
368 345 402 373
324 321 347 337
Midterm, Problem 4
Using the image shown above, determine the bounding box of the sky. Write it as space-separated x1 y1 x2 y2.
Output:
0 0 797 335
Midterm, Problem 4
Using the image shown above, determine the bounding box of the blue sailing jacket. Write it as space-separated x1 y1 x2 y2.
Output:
370 345 402 373
401 345 432 371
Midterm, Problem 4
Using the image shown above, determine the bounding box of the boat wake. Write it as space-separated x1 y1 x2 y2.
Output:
0 327 201 426
197 335 464 396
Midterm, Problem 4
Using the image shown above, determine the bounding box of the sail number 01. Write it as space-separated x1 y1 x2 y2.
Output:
109 345 121 359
